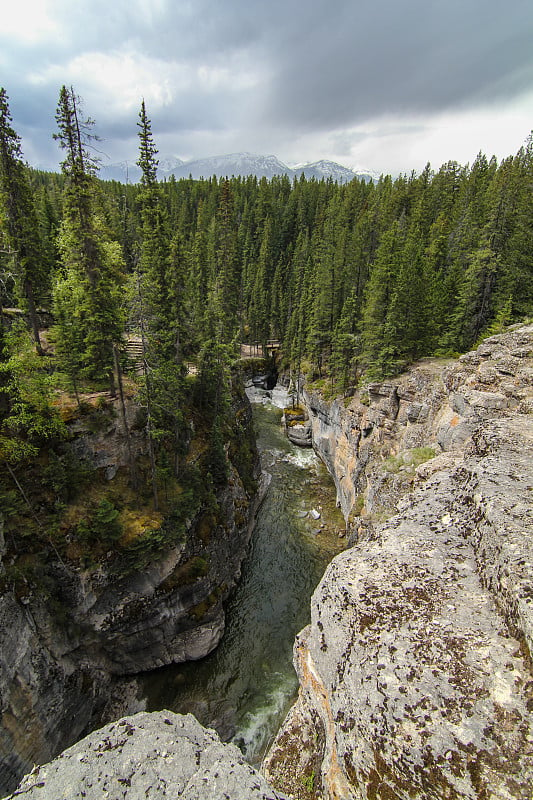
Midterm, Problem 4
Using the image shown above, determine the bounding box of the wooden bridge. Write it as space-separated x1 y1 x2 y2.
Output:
240 340 281 359
123 336 281 374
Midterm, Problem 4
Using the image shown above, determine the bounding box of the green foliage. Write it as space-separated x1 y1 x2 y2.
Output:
75 498 122 546
382 447 436 474
206 416 229 487
42 449 91 505
0 87 48 349
353 494 365 515
3 87 533 585
5 93 533 394
0 323 66 464
53 85 126 388
301 769 316 794
193 339 232 419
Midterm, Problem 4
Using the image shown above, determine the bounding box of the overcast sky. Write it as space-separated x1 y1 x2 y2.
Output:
2 0 533 175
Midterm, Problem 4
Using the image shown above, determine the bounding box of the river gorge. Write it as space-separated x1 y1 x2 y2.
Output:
139 386 345 765
2 324 533 799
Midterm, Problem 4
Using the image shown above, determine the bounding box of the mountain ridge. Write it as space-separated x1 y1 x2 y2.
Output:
99 152 378 184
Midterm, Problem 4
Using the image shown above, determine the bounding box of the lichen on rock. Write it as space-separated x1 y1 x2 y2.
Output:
265 324 533 799
3 711 289 800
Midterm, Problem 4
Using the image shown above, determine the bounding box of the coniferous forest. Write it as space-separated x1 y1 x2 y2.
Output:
1 85 532 562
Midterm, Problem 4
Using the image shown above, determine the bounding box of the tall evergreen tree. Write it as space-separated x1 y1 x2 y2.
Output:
213 180 240 345
136 100 174 351
361 220 405 378
53 86 125 391
0 88 47 352
135 100 188 506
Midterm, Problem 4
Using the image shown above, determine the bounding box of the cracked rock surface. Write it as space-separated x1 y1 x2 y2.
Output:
3 711 288 800
265 325 533 799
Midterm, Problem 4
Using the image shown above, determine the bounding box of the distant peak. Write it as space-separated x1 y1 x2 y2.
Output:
99 152 377 184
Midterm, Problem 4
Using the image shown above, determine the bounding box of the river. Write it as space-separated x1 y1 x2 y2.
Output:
139 385 345 764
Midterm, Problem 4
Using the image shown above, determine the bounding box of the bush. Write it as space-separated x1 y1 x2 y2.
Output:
75 498 122 545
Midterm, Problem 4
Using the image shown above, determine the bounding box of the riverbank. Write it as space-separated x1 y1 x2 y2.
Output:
264 324 533 799
138 385 345 764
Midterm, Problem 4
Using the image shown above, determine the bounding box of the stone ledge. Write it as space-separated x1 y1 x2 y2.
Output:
3 711 288 800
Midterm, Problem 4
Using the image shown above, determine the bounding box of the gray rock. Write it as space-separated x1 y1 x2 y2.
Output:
405 401 429 423
265 427 533 797
265 325 533 799
4 711 288 800
0 396 262 793
286 421 313 447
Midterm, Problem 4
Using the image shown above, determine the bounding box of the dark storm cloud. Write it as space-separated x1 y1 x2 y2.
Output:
256 0 533 131
123 0 533 129
2 0 533 167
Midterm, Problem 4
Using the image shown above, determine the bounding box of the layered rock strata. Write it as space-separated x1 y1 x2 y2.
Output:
3 711 288 800
265 325 533 799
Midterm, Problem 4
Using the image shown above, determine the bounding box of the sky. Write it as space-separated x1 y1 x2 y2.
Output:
1 0 533 176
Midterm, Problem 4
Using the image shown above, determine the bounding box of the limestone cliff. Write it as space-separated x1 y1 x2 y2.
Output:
264 325 533 799
3 711 288 800
0 390 261 794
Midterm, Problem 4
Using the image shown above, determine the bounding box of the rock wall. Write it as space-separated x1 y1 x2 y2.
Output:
0 394 262 795
264 325 533 799
3 711 288 800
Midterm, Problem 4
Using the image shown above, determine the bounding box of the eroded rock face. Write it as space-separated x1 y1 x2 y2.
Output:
0 396 261 795
3 711 288 800
303 325 533 528
265 325 533 799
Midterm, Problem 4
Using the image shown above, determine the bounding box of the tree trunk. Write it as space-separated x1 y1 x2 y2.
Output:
113 344 139 490
24 279 43 355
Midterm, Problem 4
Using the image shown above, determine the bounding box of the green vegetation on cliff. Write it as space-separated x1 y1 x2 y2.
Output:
1 85 532 581
0 90 260 592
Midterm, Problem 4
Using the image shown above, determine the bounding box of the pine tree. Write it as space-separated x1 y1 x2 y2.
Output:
361 221 404 378
499 139 533 321
53 86 125 390
136 100 173 352
382 225 429 366
135 100 188 506
331 288 362 393
213 180 240 345
0 88 47 352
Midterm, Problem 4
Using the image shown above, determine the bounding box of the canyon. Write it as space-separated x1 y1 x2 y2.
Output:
0 387 261 794
264 323 533 798
3 324 533 799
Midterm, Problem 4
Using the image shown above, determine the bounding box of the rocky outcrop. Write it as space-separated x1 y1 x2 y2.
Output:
0 394 261 794
264 325 533 799
3 711 288 800
303 325 532 529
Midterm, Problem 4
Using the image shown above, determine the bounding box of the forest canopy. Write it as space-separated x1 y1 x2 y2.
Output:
0 84 532 567
1 85 532 397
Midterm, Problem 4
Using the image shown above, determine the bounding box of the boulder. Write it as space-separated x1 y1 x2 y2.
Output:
265 420 533 797
286 422 313 447
4 711 288 800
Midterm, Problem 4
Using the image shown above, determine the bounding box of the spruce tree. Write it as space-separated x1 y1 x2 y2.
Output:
213 180 240 345
136 100 173 351
135 100 188 505
0 88 47 352
53 86 125 391
361 221 404 378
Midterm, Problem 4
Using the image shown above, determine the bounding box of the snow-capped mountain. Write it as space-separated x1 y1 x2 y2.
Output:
99 152 376 184
159 156 186 174
169 153 291 180
292 159 360 183
99 156 185 183
99 161 141 183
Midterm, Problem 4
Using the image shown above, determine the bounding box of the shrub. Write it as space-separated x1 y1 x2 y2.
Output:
75 498 122 545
